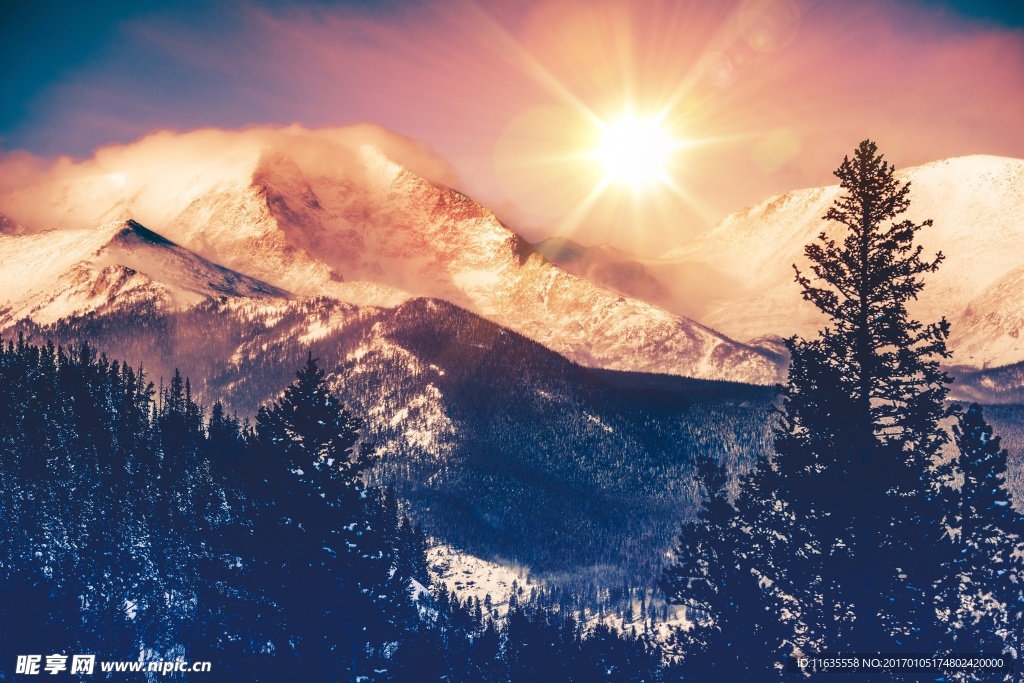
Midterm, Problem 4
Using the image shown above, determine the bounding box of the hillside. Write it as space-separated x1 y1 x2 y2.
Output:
11 296 775 588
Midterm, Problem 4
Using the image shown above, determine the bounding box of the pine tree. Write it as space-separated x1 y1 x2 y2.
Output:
660 456 798 677
778 139 952 492
935 404 1024 676
250 353 434 680
662 141 955 672
255 352 368 513
772 139 955 653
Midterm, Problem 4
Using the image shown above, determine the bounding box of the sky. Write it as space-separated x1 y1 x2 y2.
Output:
2 0 1023 256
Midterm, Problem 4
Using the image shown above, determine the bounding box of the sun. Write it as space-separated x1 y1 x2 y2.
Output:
593 115 677 189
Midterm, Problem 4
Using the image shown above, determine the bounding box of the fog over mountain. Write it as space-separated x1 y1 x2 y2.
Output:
0 126 781 385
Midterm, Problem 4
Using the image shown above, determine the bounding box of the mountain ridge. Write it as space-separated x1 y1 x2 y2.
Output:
0 128 783 384
663 154 1024 367
0 219 290 327
541 154 1024 375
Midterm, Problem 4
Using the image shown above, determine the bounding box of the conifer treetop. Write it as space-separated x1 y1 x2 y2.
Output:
787 139 952 458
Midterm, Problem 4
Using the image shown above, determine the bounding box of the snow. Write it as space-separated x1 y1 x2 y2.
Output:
427 543 536 616
297 307 356 344
659 155 1024 370
0 126 782 385
410 578 430 602
584 412 614 434
389 408 409 427
0 220 289 327
6 130 1018 377
452 268 501 292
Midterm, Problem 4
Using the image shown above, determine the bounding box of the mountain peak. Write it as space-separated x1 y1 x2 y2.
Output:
359 143 405 187
117 219 176 247
0 219 291 327
0 126 784 383
253 151 322 206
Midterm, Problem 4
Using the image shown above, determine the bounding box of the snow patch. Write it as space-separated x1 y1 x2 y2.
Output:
428 543 535 616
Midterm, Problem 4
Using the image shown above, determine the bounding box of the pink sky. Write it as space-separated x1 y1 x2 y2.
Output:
5 0 1024 255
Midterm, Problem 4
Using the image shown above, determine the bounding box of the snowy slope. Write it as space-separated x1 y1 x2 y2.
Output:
255 146 781 382
0 127 781 384
0 220 289 325
428 544 535 616
161 143 780 382
657 155 1024 369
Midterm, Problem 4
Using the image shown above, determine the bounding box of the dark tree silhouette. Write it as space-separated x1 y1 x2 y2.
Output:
255 352 368 502
658 459 785 677
773 139 955 654
663 141 956 676
777 139 952 502
934 404 1024 679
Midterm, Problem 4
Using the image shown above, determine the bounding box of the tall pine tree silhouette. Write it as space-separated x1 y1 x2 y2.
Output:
255 352 367 504
663 141 955 676
779 140 952 491
253 353 425 680
773 139 955 653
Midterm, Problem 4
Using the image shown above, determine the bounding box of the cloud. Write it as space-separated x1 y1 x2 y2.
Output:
0 124 459 233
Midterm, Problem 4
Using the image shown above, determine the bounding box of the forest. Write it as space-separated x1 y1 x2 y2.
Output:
658 142 1024 681
15 296 778 610
0 340 671 680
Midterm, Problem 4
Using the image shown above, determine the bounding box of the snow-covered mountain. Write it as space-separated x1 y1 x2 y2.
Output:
4 130 1019 382
541 155 1024 373
0 219 288 326
657 155 1024 370
0 127 781 384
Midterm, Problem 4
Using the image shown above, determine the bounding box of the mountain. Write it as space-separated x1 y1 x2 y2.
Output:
0 127 781 384
10 295 775 592
536 157 1024 376
2 132 1023 601
0 219 288 327
0 126 784 596
658 155 1024 371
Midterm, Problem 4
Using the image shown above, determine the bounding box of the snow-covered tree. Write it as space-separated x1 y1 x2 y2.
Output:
935 404 1024 677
